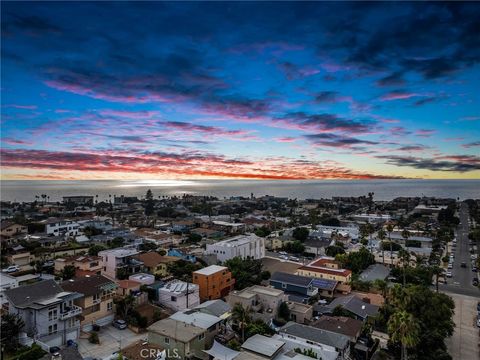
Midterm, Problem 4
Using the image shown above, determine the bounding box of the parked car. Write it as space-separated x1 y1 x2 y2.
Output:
2 265 20 273
461 262 467 268
279 251 287 255
279 255 289 260
476 301 480 312
49 346 61 355
477 317 480 328
447 264 453 269
113 319 127 330
289 256 300 262
472 278 479 286
446 272 453 278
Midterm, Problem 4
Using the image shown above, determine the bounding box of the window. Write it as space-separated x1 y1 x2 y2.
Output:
48 307 58 321
107 302 113 311
282 283 287 289
198 333 205 341
48 324 57 335
171 296 177 302
164 337 170 344
93 294 100 302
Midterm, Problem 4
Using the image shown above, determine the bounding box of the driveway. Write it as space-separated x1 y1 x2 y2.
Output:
445 292 480 360
78 325 146 360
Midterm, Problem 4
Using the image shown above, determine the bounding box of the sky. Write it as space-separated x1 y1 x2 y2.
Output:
1 1 479 181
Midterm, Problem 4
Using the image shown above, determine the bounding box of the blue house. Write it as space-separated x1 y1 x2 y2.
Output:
270 272 318 303
167 248 196 263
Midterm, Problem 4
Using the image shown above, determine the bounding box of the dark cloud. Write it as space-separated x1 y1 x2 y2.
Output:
304 133 377 148
377 155 480 172
279 112 375 134
463 141 480 149
376 71 405 87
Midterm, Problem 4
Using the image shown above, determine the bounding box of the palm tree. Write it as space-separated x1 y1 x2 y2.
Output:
386 223 394 266
373 279 388 300
398 248 411 287
388 310 420 360
231 303 251 343
431 266 443 293
378 229 386 265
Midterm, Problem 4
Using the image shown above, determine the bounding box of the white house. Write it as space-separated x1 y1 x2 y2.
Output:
0 272 18 307
4 280 83 348
206 233 265 262
158 281 200 311
98 247 143 280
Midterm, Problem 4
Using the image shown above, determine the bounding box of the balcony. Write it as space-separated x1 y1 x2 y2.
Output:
59 305 82 320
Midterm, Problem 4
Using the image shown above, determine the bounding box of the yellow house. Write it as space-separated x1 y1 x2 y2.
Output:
135 252 179 277
62 275 117 332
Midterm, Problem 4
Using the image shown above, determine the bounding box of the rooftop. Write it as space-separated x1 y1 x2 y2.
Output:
210 233 260 247
193 265 228 276
98 247 139 258
241 334 285 357
148 318 205 342
359 264 390 282
280 321 350 350
312 316 363 339
61 275 117 297
298 266 352 277
270 271 313 287
170 309 222 329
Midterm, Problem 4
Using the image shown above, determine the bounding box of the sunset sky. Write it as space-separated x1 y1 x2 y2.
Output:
1 2 479 180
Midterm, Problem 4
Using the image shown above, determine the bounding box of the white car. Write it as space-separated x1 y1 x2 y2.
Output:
2 265 20 273
289 256 300 262
279 251 287 255
448 264 453 269
280 255 289 260
446 271 453 278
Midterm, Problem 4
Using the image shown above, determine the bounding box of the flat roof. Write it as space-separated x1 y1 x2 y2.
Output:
193 265 228 276
241 334 284 357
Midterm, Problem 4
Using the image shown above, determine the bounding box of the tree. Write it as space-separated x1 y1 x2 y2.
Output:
386 223 394 266
167 259 202 282
283 240 305 254
232 303 251 343
224 257 264 290
431 266 443 293
145 189 154 216
187 233 202 243
277 301 291 322
255 226 271 238
1 313 25 353
388 310 420 360
115 294 136 320
88 244 106 256
109 237 125 248
61 265 76 280
398 248 411 287
373 279 388 299
292 227 309 242
377 229 386 264
325 245 345 257
335 247 375 274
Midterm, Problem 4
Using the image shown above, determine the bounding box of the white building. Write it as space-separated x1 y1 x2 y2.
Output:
0 272 18 307
206 233 265 262
44 218 81 237
352 214 392 223
158 281 200 311
4 280 82 348
98 247 143 280
129 273 155 285
311 225 359 240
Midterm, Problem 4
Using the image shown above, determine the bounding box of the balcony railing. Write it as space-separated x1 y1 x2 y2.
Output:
59 305 82 320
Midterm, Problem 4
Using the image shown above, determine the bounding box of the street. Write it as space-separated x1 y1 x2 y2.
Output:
439 202 479 297
445 292 480 360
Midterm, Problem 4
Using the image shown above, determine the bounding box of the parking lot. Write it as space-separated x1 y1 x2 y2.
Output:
262 255 303 275
445 292 480 360
77 325 146 360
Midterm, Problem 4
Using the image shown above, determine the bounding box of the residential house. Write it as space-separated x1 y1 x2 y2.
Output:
98 247 143 280
241 334 285 359
0 272 18 308
54 255 103 277
205 233 265 262
167 248 197 263
4 280 83 347
148 310 222 360
211 221 245 235
193 265 235 302
129 273 155 285
287 301 313 324
311 316 363 343
191 227 224 239
1 221 27 238
61 275 117 331
226 285 286 320
318 295 380 322
158 281 200 311
277 321 350 360
44 218 81 237
7 251 34 269
193 300 231 320
270 272 319 303
134 252 179 277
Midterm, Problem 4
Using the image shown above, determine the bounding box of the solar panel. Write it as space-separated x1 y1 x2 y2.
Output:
312 278 338 291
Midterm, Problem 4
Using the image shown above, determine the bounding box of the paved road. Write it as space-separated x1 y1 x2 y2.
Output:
439 203 479 297
445 292 480 360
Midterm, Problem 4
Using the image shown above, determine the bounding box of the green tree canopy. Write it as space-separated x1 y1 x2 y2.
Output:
292 227 309 242
224 257 265 290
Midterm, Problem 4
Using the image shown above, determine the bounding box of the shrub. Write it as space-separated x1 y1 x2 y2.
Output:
89 331 100 344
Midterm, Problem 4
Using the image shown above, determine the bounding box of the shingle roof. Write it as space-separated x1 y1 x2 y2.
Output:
326 295 379 319
280 322 350 349
194 300 231 318
61 275 116 297
5 280 64 308
312 316 363 339
270 272 313 287
241 334 285 357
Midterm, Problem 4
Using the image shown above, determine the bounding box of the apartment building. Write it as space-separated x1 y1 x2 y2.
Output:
61 275 117 331
205 233 265 262
158 281 200 311
192 265 235 302
296 258 352 294
4 280 83 347
54 255 103 277
98 247 143 280
44 218 81 237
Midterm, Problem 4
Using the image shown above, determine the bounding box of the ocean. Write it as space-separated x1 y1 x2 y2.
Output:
1 179 479 203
